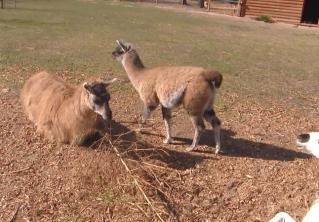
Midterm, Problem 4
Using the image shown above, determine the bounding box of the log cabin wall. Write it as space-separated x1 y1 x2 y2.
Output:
243 0 304 24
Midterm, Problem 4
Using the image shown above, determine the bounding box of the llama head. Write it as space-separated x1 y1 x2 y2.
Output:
112 40 133 62
297 132 319 158
83 78 117 120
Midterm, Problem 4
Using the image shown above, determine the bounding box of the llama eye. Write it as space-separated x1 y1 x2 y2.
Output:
93 98 103 105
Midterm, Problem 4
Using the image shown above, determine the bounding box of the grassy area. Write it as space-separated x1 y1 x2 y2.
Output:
1 0 319 106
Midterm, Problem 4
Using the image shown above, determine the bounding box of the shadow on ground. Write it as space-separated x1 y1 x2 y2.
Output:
97 120 201 220
141 128 311 161
89 120 212 170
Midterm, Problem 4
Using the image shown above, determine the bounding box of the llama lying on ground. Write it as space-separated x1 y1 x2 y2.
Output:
269 198 319 222
296 132 319 158
112 40 223 153
21 71 116 145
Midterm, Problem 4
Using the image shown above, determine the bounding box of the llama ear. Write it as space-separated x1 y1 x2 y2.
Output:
116 40 127 52
101 78 117 86
83 82 93 92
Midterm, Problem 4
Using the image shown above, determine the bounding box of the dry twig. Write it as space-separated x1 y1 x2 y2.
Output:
107 139 165 222
3 167 32 176
127 159 168 170
9 204 21 222
127 202 150 218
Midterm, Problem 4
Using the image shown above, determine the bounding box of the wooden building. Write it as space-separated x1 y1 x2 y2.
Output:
242 0 319 25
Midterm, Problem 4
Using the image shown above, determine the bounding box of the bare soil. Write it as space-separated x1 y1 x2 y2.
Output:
1 79 318 222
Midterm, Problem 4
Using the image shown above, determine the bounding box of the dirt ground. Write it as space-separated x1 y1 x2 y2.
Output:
1 75 318 221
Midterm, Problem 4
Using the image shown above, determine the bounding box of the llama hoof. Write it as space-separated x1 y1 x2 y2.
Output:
186 146 195 152
138 121 147 129
163 138 172 144
215 146 221 154
141 118 147 125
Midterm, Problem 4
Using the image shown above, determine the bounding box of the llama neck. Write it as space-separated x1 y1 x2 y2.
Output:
78 89 95 120
122 51 145 89
66 88 95 126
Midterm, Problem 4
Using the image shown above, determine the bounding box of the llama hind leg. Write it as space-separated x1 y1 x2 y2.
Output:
204 109 221 154
161 106 172 144
141 105 156 124
186 116 205 152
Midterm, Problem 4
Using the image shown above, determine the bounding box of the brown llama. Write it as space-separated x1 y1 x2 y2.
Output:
21 71 117 145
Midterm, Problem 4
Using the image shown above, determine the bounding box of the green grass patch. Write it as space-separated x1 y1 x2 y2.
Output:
1 0 319 107
98 190 132 205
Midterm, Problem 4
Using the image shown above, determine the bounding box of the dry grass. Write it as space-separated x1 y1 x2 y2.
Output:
1 85 318 221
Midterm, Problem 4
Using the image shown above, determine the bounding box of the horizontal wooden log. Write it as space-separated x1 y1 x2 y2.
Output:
247 7 302 13
246 6 302 15
247 2 303 8
246 0 303 4
246 11 301 20
243 0 305 23
246 8 301 17
246 11 301 18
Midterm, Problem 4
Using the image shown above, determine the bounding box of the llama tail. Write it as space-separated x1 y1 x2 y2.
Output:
202 70 223 89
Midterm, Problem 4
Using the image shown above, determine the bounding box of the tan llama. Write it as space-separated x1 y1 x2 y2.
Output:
112 40 223 153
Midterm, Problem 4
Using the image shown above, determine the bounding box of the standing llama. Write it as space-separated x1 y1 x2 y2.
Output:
112 40 223 153
21 71 117 145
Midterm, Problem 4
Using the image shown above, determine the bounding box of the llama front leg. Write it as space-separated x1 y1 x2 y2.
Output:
186 116 205 152
204 109 221 154
161 106 172 144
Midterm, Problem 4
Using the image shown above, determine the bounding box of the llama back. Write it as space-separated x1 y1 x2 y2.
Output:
149 66 218 110
21 71 76 140
21 71 116 144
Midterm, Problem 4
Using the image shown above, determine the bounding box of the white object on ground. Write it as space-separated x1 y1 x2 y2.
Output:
269 200 319 222
296 132 319 158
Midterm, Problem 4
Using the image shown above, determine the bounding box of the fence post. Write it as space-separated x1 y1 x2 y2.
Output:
199 0 204 8
207 0 211 12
